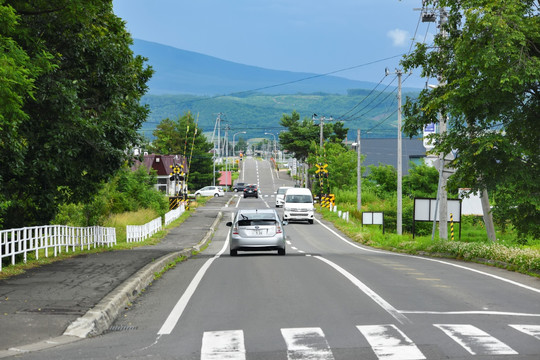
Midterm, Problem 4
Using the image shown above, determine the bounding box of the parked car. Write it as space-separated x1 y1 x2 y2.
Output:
243 184 259 198
283 187 314 224
194 186 224 197
275 186 293 208
232 182 247 192
226 208 287 256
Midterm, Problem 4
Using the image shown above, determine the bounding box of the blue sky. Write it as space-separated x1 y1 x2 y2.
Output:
112 0 435 89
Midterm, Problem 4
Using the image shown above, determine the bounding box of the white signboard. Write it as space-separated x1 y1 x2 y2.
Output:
459 188 484 216
362 212 384 225
414 198 462 222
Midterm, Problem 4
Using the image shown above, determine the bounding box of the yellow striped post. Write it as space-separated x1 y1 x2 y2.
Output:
450 213 454 241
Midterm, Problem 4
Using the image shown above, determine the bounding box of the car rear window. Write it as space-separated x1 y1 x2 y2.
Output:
238 219 276 226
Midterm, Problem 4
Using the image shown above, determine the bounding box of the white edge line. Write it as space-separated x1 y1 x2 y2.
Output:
314 218 540 295
158 234 229 335
313 255 410 324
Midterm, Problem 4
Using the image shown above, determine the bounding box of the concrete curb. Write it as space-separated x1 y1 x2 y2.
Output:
0 205 225 358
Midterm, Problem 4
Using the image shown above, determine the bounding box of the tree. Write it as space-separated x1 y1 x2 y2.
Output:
366 164 397 196
0 1 153 228
279 110 348 161
150 112 213 190
307 142 362 193
403 161 439 198
401 0 539 237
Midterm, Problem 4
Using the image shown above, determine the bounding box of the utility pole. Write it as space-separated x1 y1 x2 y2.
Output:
357 129 362 212
312 114 333 150
386 68 403 235
397 70 403 235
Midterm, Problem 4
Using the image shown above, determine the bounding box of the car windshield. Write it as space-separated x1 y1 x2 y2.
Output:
285 195 312 203
277 188 290 195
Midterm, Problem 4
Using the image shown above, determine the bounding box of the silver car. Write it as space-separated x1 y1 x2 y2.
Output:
226 209 287 256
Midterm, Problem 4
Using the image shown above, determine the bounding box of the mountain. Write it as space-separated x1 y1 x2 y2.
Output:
132 39 421 140
132 39 390 96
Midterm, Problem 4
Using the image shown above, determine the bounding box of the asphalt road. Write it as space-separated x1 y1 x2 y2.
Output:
8 157 540 359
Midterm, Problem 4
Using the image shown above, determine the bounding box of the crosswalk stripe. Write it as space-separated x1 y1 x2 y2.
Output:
509 324 540 340
356 324 426 360
281 327 335 360
434 324 518 355
201 330 246 360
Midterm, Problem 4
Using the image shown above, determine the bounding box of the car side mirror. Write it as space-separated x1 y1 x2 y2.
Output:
282 220 288 226
226 221 233 227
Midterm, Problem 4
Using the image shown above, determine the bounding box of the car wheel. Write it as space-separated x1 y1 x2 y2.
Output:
230 249 238 256
214 193 219 197
308 219 314 224
278 248 286 256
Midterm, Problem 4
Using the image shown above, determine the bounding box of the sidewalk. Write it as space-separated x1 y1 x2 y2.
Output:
0 194 232 357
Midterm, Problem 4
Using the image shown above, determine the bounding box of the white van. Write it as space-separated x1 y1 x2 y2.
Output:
283 188 314 224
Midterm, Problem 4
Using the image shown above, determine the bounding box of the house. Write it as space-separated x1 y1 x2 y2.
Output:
132 154 188 195
347 138 427 174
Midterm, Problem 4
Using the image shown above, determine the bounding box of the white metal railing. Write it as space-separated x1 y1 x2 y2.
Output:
164 203 185 226
0 225 116 272
126 217 162 243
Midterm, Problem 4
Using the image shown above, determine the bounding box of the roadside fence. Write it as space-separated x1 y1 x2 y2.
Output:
164 203 185 226
126 217 162 243
0 225 116 272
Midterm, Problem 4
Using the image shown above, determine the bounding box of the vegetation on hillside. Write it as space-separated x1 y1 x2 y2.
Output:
141 90 419 140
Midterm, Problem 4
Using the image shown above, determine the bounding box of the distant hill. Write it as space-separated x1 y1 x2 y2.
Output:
132 39 421 140
132 39 409 96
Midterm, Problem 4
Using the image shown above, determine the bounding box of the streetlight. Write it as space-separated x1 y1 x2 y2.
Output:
232 131 246 157
264 132 276 159
232 131 246 169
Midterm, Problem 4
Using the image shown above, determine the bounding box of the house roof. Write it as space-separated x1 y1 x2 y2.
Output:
133 154 188 176
356 138 426 174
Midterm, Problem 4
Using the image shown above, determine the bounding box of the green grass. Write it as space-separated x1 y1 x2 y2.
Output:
0 201 200 280
318 199 540 277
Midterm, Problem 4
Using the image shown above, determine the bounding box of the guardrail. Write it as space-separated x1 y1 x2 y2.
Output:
126 217 162 243
164 203 185 226
0 225 116 272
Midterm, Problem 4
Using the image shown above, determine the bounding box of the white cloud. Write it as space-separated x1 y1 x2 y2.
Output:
387 28 409 47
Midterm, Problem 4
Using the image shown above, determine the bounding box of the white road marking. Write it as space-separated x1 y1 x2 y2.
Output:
281 327 334 360
357 324 426 360
509 324 540 340
157 235 229 335
314 255 410 324
434 324 518 355
201 330 246 360
401 310 540 317
315 218 540 295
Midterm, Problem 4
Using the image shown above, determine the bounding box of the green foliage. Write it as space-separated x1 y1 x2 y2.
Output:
401 0 540 237
0 1 153 229
366 163 397 196
403 161 439 198
279 111 349 162
54 166 167 227
149 112 214 190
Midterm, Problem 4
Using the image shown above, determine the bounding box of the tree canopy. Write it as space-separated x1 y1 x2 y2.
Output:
401 0 539 237
278 111 348 161
0 0 152 228
150 112 214 190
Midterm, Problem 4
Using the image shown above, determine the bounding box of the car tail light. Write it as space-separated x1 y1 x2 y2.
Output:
232 223 239 235
276 223 282 234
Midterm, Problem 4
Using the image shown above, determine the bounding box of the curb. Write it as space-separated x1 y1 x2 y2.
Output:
0 205 226 358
